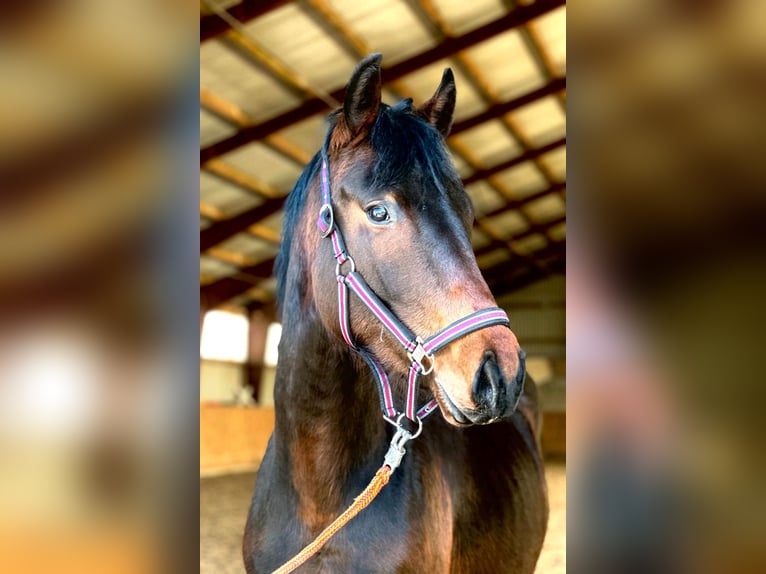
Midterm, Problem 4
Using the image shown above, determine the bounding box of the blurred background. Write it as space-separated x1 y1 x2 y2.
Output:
0 2 198 574
2 0 764 573
198 1 566 573
568 1 766 573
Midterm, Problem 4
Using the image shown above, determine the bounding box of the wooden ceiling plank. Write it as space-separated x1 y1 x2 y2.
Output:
200 200 224 221
449 77 565 135
207 247 257 267
204 158 283 199
299 0 369 58
200 197 285 252
200 85 251 127
201 258 276 309
247 224 282 244
201 0 290 42
201 86 312 166
462 137 565 186
502 0 566 111
298 0 414 100
221 29 319 100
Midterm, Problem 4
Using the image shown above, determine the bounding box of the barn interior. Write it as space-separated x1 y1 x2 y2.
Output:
198 1 565 572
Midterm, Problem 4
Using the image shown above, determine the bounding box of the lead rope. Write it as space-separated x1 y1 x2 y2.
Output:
271 422 417 574
271 466 392 574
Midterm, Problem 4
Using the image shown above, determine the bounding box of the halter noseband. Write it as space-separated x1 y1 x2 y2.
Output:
316 142 511 426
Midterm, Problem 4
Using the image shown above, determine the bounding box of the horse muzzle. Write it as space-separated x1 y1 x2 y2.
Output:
434 349 526 425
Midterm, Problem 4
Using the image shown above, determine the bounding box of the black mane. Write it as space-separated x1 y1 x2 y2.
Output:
274 99 462 309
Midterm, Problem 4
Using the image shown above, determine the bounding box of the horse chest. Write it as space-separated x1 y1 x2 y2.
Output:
247 450 456 573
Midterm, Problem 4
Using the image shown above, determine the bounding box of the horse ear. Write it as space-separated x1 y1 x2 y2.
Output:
418 68 456 137
340 53 383 140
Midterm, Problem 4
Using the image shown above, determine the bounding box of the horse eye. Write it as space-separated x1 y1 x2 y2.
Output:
366 204 390 224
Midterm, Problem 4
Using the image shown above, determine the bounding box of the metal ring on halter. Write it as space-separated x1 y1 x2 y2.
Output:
407 337 435 375
318 203 334 237
335 255 356 277
382 413 423 439
396 412 423 439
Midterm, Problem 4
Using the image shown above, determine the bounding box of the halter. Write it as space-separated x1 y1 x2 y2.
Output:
315 141 512 427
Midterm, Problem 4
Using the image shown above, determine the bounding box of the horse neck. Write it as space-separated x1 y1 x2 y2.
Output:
272 302 388 499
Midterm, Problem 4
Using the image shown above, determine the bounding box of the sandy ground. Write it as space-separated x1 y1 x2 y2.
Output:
200 461 565 573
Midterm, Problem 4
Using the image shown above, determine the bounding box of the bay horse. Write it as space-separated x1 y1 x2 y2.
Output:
244 54 548 573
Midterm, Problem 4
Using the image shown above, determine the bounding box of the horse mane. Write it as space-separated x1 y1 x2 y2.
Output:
274 99 461 310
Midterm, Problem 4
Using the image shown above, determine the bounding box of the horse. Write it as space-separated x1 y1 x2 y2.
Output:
243 54 548 574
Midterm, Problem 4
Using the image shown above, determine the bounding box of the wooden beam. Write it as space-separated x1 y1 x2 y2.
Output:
200 200 224 220
207 247 257 267
200 85 251 127
201 198 281 245
200 142 565 255
480 248 565 299
220 29 320 100
200 258 276 310
247 224 281 244
297 0 418 101
479 183 566 220
200 0 290 42
204 159 283 199
407 0 551 193
450 76 565 135
475 214 566 258
201 86 312 166
462 137 565 186
298 0 369 60
200 0 566 163
201 199 285 252
449 139 540 270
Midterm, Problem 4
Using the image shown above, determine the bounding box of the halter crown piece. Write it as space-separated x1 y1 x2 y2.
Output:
315 140 512 427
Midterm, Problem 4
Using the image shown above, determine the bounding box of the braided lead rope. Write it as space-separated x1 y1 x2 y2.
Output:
271 466 392 574
270 422 419 574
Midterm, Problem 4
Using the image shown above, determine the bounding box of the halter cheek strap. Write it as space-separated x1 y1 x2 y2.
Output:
317 146 511 424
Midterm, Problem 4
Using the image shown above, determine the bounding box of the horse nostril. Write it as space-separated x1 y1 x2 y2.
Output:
473 351 506 410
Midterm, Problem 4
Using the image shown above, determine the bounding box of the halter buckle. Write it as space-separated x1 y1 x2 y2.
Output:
407 337 435 375
318 203 334 237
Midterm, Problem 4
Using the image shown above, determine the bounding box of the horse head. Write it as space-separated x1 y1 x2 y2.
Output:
296 54 527 426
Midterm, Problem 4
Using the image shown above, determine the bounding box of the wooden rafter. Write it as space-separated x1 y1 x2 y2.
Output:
449 77 565 135
200 0 566 164
200 0 290 42
201 198 284 252
220 30 332 102
201 258 276 309
200 86 311 165
297 0 413 99
199 0 567 309
462 136 565 186
204 159 283 199
199 83 566 254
